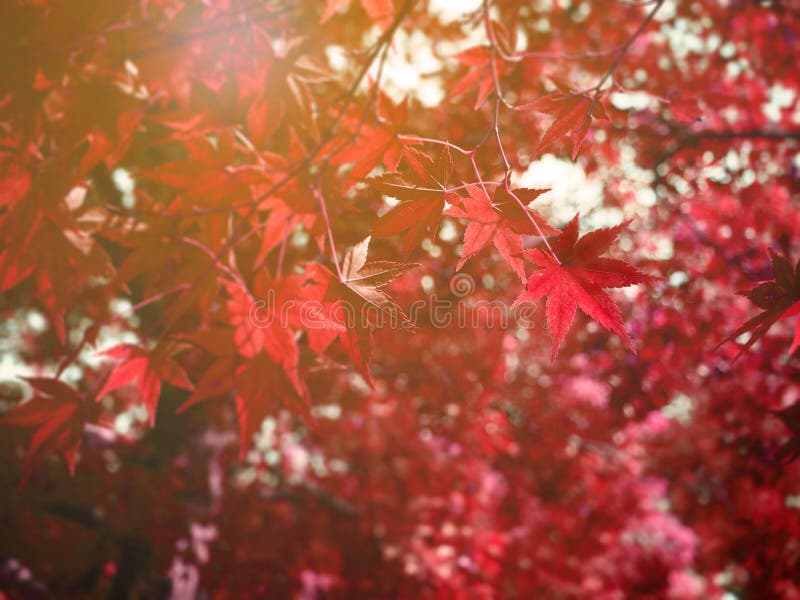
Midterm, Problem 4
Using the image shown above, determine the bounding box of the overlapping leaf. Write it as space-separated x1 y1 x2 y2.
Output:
327 95 422 193
321 0 394 29
338 236 416 308
95 344 193 426
0 378 92 482
370 146 454 257
224 278 305 389
448 22 514 109
445 184 558 281
177 281 314 457
311 237 416 380
137 130 267 210
516 80 609 160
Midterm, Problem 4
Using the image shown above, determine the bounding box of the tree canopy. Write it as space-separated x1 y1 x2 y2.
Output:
1 0 800 597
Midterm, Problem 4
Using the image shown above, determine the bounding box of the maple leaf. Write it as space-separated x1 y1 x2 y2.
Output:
329 121 400 192
444 184 558 281
233 352 311 461
334 237 416 378
224 276 315 451
252 196 317 269
773 402 800 464
719 250 800 357
180 350 312 462
137 130 267 210
95 344 193 427
448 47 504 110
175 319 311 459
321 0 394 30
370 146 454 257
310 237 415 380
339 236 417 309
516 80 609 160
223 278 303 390
270 46 336 141
0 173 115 343
327 95 422 193
174 327 237 414
178 355 236 414
448 23 514 109
0 378 91 483
512 215 657 359
272 269 347 354
178 345 312 461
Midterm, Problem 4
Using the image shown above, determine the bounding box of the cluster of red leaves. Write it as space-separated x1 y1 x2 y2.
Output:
1 0 799 597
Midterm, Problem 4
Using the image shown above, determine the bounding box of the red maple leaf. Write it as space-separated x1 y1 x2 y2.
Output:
0 378 93 483
178 355 236 415
448 22 515 109
175 315 312 459
338 236 417 309
321 0 394 30
174 327 237 414
224 277 315 449
719 250 800 356
95 344 193 427
445 183 558 281
251 196 317 270
224 278 303 386
233 352 312 461
0 173 114 343
513 215 657 359
516 79 609 160
327 95 421 193
309 237 415 381
772 402 800 464
448 47 506 110
137 130 267 210
370 146 454 257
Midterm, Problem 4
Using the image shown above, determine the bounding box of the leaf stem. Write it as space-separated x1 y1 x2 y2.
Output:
398 135 471 155
315 187 344 281
482 1 560 262
275 229 289 279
